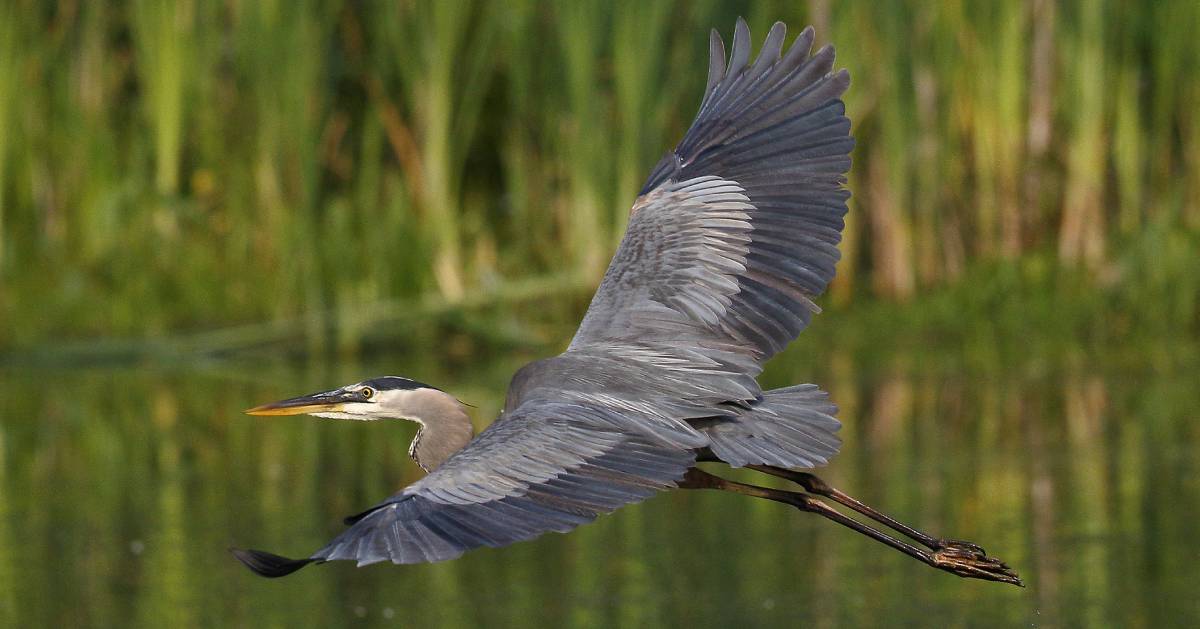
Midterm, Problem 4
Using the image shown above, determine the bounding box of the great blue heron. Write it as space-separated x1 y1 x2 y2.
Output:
233 19 1021 587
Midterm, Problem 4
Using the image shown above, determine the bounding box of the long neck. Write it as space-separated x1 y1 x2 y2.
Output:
397 389 474 471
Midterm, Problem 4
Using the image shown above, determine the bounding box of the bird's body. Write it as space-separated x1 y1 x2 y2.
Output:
234 18 1021 586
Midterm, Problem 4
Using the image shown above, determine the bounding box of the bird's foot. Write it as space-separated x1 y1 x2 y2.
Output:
931 543 1023 587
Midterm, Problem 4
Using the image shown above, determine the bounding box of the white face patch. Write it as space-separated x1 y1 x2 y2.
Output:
310 388 433 424
311 402 379 421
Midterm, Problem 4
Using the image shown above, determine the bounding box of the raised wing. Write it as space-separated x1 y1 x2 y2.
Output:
570 19 852 370
233 401 694 575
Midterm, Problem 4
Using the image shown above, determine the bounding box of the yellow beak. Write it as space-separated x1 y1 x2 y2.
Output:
244 393 346 416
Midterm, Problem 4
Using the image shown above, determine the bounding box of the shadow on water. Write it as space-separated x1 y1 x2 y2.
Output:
1 349 1197 628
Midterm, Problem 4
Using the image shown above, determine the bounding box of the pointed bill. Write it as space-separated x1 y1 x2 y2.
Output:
244 392 345 416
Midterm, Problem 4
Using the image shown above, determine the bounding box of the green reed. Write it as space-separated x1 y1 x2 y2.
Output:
0 0 1197 350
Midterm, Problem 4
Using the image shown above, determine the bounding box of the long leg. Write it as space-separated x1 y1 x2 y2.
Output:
747 465 985 555
679 468 1022 586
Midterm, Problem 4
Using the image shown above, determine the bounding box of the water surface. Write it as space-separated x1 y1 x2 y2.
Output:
1 353 1196 627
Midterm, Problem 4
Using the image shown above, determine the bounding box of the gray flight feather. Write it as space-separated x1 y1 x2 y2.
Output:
570 18 852 378
308 401 695 566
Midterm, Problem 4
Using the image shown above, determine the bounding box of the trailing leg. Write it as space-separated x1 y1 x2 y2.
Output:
679 468 1022 586
748 465 989 557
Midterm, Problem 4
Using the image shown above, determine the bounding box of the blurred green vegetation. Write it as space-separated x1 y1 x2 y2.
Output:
0 0 1197 354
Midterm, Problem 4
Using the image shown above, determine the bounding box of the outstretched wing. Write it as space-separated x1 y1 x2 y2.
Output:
233 402 694 575
570 19 852 371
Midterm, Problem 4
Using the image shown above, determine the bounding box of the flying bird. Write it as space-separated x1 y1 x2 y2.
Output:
233 18 1021 586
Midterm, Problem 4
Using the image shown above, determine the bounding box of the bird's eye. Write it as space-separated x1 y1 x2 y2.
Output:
360 387 374 399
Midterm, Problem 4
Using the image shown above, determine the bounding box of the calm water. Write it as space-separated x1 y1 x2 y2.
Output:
1 351 1197 628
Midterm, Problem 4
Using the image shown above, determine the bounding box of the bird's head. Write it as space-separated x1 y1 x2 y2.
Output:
245 376 474 471
246 376 449 422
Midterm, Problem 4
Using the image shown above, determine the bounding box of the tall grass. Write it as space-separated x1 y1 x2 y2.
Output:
0 0 1197 349
0 4 14 268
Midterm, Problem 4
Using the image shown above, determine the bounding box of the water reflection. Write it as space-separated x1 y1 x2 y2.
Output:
1 357 1196 627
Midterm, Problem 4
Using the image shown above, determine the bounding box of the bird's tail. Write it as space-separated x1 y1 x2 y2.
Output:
701 384 842 469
